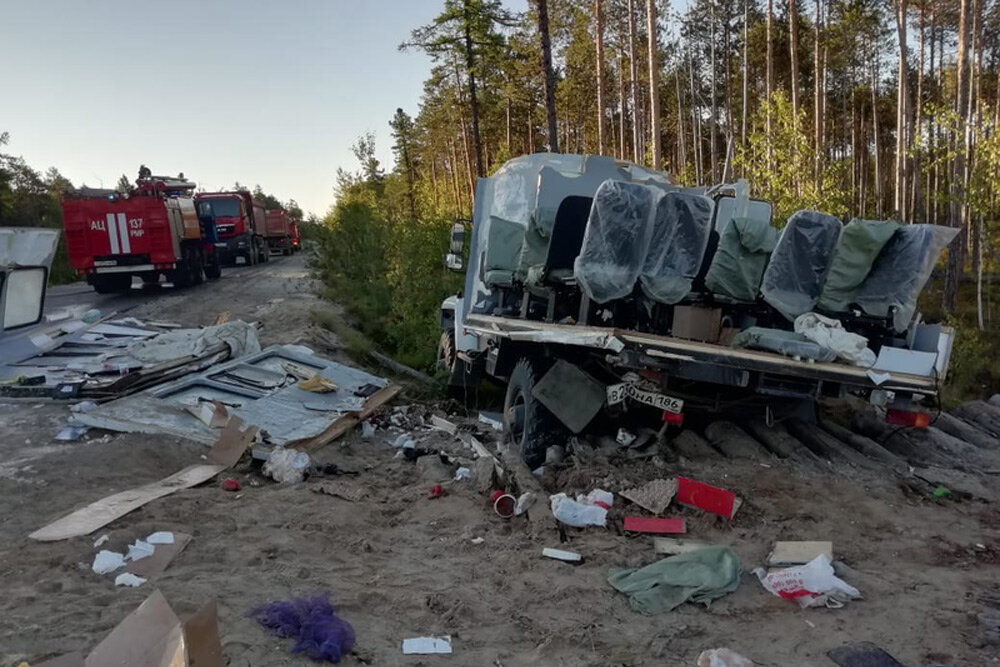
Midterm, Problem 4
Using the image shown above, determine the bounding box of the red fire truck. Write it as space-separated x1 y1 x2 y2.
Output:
194 191 269 266
290 220 302 252
62 174 222 293
265 209 294 256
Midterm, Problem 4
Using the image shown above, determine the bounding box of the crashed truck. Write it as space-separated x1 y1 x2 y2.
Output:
437 153 957 466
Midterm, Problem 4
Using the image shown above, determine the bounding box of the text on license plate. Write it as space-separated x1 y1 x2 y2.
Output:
93 260 117 267
606 383 684 414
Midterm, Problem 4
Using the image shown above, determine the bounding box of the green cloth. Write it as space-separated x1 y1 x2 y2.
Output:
704 218 778 301
818 218 900 312
607 546 742 615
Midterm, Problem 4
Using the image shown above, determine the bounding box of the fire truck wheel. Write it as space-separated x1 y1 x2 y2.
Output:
191 254 205 286
205 258 222 280
92 274 132 294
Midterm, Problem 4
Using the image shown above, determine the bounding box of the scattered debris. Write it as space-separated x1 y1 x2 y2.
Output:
470 537 485 545
298 375 339 393
402 636 453 655
550 490 611 527
430 415 458 435
126 539 155 561
616 428 637 447
313 482 367 502
677 477 742 519
478 411 504 431
768 541 834 567
250 592 355 663
620 478 678 515
827 642 906 667
55 425 89 441
697 648 755 667
93 534 110 548
753 554 860 608
542 547 582 563
428 484 446 499
653 537 713 555
30 418 257 541
263 447 311 484
126 533 192 577
624 516 687 534
361 421 376 440
114 572 147 588
514 491 537 516
492 491 516 518
453 466 472 481
608 546 743 614
220 478 241 492
92 550 125 574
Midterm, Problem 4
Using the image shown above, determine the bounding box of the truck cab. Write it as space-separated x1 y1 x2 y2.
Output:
194 191 269 266
439 153 955 465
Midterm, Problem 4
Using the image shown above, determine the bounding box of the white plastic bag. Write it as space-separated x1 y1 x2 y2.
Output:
550 489 613 527
794 312 877 367
263 447 311 484
753 554 861 608
697 648 754 667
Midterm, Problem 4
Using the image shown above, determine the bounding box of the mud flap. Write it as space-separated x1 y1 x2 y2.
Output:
532 360 606 433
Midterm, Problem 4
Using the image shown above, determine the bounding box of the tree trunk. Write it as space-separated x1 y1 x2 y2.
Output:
944 0 970 313
535 0 559 153
912 3 925 221
789 0 800 122
766 0 774 169
689 48 702 185
709 1 718 181
676 61 687 174
872 61 882 219
814 0 824 182
619 45 627 159
894 0 909 222
741 0 749 146
647 0 661 170
627 0 641 162
595 0 606 155
461 1 485 178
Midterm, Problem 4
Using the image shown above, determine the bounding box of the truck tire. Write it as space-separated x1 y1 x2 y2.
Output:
503 357 564 467
92 274 131 294
205 256 222 280
191 249 205 286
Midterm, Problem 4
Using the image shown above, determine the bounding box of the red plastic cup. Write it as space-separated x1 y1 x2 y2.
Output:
492 491 516 518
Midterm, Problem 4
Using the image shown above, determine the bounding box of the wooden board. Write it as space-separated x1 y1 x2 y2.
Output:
287 384 402 453
767 541 833 566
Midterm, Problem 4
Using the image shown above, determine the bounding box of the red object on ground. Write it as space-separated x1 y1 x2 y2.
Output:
220 478 241 492
623 516 686 534
662 411 685 426
492 492 516 518
428 484 445 499
676 477 740 519
885 408 932 429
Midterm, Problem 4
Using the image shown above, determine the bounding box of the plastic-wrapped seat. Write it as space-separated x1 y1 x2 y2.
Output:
524 196 593 294
483 216 525 288
817 219 900 313
639 192 714 305
574 181 658 304
854 224 959 332
760 210 842 321
703 217 778 302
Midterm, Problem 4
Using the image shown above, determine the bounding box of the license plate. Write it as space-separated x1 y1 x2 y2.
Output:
214 242 227 247
607 383 684 414
93 260 117 267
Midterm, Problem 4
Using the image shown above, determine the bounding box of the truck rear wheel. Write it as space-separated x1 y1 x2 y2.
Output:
503 357 564 468
91 274 132 294
205 255 222 280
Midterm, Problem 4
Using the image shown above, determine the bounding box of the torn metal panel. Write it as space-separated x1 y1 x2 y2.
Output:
75 345 391 447
533 360 606 433
506 329 625 352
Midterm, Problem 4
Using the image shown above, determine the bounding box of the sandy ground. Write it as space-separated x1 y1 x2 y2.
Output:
1 252 998 666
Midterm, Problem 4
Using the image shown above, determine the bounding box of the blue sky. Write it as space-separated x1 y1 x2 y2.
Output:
1 0 523 217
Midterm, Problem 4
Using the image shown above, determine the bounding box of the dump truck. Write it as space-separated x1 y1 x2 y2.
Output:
264 209 293 256
438 153 956 465
63 174 222 293
194 191 269 265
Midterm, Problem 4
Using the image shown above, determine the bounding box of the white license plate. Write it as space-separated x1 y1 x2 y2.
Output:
214 242 227 247
93 260 117 267
607 383 684 414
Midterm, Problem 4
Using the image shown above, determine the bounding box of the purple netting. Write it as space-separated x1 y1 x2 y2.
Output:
249 592 355 663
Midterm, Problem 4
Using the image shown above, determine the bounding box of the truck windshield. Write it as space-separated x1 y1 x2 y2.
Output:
198 198 241 218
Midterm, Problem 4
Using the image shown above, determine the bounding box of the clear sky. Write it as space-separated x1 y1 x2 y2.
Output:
2 0 525 218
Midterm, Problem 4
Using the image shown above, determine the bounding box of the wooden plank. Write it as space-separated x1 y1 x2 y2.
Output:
768 541 833 566
288 384 402 453
653 537 712 555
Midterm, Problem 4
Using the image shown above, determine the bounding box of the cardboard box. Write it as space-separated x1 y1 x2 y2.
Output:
672 306 723 343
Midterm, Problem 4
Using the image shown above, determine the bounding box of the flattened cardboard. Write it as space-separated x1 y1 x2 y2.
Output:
183 601 224 667
29 419 256 541
620 478 678 515
84 590 185 667
768 541 833 566
126 533 193 577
